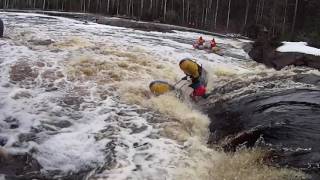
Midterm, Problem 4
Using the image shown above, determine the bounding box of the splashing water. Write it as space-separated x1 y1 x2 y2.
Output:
0 12 306 179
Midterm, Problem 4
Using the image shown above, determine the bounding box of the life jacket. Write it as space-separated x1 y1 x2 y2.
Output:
197 38 205 45
210 40 217 48
192 85 206 97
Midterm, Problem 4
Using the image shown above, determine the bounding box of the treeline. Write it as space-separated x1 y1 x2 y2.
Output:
0 0 319 46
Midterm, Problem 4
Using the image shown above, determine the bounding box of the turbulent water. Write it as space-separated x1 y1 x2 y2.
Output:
204 73 320 179
0 12 317 180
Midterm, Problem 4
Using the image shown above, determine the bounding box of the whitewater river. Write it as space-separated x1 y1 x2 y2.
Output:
0 12 319 180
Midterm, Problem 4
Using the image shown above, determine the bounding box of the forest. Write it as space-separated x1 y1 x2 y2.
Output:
0 0 319 46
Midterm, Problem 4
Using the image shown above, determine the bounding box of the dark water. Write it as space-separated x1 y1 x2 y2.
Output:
204 73 320 179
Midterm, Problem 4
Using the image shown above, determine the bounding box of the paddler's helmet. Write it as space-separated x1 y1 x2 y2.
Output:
179 58 200 78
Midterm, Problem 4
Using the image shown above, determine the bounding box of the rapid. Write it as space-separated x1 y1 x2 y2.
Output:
0 12 317 180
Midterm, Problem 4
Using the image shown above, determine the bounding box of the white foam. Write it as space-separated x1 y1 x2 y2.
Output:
35 108 111 172
0 12 260 179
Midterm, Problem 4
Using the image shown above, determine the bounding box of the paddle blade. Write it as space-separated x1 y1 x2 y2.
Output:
149 81 174 96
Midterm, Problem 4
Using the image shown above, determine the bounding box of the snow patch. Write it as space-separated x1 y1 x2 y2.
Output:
277 42 320 56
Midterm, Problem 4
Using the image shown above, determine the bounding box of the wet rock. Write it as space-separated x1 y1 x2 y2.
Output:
219 128 265 152
10 61 38 82
248 30 320 70
271 52 320 70
206 88 320 177
293 74 320 86
242 42 253 53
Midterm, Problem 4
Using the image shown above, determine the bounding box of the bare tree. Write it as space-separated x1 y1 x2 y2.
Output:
182 0 185 23
205 7 208 26
2 0 319 44
149 0 153 13
255 0 260 23
260 0 265 21
117 0 120 15
204 0 209 26
125 0 131 15
163 0 167 21
140 0 144 19
81 0 87 12
272 1 277 36
282 0 288 34
187 0 190 24
88 0 91 12
244 0 250 27
292 0 299 35
214 0 219 29
226 0 232 30
131 0 134 17
42 0 46 10
201 5 205 26
107 0 110 14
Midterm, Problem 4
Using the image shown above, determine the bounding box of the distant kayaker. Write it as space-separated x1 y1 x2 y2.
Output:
210 38 217 48
210 38 219 52
193 36 206 49
197 36 205 46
